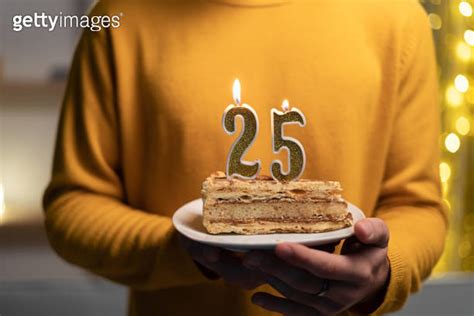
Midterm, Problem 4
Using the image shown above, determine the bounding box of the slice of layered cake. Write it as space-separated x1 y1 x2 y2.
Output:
201 172 352 235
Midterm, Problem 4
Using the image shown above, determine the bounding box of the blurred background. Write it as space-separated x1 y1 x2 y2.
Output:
0 0 473 315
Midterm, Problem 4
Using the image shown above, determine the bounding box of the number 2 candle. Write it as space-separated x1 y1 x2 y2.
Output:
222 79 261 179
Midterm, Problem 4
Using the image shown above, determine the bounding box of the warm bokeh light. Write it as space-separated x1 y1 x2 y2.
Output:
456 42 472 61
467 89 474 104
459 1 473 17
455 116 471 135
454 74 469 93
445 133 461 153
465 30 474 46
446 85 464 106
428 13 442 30
430 0 474 274
458 240 472 258
439 162 451 183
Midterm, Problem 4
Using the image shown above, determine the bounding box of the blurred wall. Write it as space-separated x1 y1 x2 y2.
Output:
0 2 128 315
0 0 94 82
0 0 95 221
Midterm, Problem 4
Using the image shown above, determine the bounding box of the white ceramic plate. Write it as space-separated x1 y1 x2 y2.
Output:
172 198 365 251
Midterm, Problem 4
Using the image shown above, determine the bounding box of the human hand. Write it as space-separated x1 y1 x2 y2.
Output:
243 218 390 315
179 235 265 289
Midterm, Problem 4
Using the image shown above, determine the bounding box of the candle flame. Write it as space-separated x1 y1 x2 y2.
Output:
282 99 290 112
233 79 241 106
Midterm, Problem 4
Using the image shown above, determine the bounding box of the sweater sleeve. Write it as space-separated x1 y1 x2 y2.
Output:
43 14 208 290
369 5 448 315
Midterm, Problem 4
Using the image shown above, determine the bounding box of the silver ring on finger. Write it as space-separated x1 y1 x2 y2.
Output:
315 279 330 297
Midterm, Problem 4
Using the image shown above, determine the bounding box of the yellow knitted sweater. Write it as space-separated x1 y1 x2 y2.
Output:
44 0 447 315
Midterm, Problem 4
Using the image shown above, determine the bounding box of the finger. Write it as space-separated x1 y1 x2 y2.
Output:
180 236 265 289
275 243 360 282
243 251 324 294
179 235 221 263
310 242 339 253
340 236 365 255
206 253 264 290
266 276 344 315
268 275 362 310
252 292 320 316
354 218 389 248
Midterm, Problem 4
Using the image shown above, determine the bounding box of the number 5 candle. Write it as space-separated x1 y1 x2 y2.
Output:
271 99 306 182
222 79 261 179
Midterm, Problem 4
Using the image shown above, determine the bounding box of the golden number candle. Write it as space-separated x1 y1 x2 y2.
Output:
222 79 261 179
271 99 306 181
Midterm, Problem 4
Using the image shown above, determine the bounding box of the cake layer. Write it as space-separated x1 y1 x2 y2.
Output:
205 219 352 235
203 201 348 221
201 172 352 235
202 172 343 201
203 202 352 234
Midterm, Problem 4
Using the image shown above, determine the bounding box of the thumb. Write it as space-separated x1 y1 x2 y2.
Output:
354 218 389 248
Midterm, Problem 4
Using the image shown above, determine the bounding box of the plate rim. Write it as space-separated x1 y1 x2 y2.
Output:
172 198 365 250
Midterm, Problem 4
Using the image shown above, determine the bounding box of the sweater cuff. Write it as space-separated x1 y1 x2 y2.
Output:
369 243 411 315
